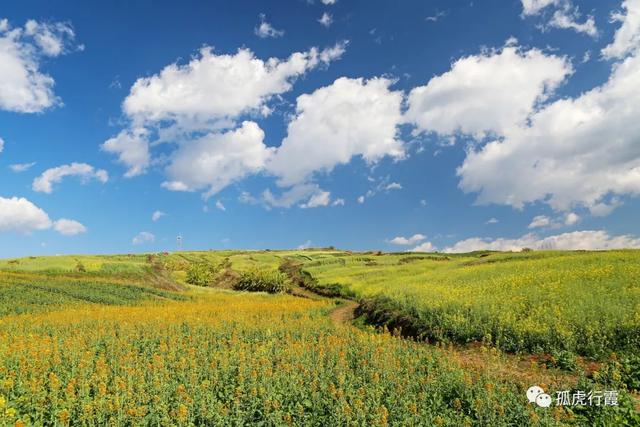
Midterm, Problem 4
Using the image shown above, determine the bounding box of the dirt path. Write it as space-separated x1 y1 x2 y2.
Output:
288 285 326 300
329 301 360 324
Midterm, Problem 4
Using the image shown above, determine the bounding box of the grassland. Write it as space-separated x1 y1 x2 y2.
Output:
0 249 638 425
301 250 640 357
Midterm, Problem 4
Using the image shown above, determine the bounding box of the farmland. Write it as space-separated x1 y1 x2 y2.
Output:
0 250 638 425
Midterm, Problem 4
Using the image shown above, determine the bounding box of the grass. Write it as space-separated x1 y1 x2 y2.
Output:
0 271 186 316
0 249 638 425
301 250 640 358
2 290 625 426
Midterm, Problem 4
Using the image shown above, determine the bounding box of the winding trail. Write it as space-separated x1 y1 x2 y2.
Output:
329 301 360 324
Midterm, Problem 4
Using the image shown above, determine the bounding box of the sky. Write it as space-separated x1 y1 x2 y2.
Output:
1 0 640 257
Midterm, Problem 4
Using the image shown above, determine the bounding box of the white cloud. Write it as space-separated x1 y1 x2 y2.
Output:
426 10 447 22
565 212 580 225
602 0 640 60
410 241 436 252
24 20 75 56
332 198 345 206
388 233 426 245
486 217 499 224
101 128 150 178
528 215 552 229
420 199 427 206
458 26 640 214
521 0 560 16
384 182 402 191
162 121 274 199
406 46 572 138
300 190 331 208
53 218 86 236
321 0 337 4
0 196 52 233
255 14 284 38
106 43 347 183
0 196 84 236
529 212 580 229
132 231 155 245
151 210 166 221
215 200 226 211
32 163 108 194
521 0 597 37
122 44 345 131
0 19 75 113
444 230 640 253
297 240 313 249
9 162 36 172
353 176 405 205
268 77 404 187
0 137 4 153
319 12 333 27
549 9 597 37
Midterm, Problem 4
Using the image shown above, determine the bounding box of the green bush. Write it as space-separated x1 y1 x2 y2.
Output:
185 262 219 287
233 269 290 293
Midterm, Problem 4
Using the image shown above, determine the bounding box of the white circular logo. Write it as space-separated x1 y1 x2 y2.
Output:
526 385 544 403
536 393 552 408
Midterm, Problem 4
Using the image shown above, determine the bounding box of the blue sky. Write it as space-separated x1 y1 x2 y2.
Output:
1 0 640 257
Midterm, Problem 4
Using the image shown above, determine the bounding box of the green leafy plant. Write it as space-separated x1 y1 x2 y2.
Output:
233 268 290 293
185 262 219 287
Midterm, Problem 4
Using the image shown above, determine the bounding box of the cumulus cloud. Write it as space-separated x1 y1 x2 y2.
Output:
0 18 76 113
565 212 580 225
122 43 346 132
106 42 347 189
486 217 499 224
132 231 155 245
255 14 284 38
151 210 165 221
444 230 640 253
9 162 36 173
387 233 426 245
602 0 640 60
0 196 83 235
101 128 150 178
458 13 640 214
215 200 226 211
405 45 572 138
162 121 274 198
0 137 4 153
321 0 337 4
0 196 52 233
53 218 87 236
32 163 108 194
268 77 404 187
410 241 436 252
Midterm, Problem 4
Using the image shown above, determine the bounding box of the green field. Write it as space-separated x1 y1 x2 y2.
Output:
0 250 638 425
300 250 640 357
